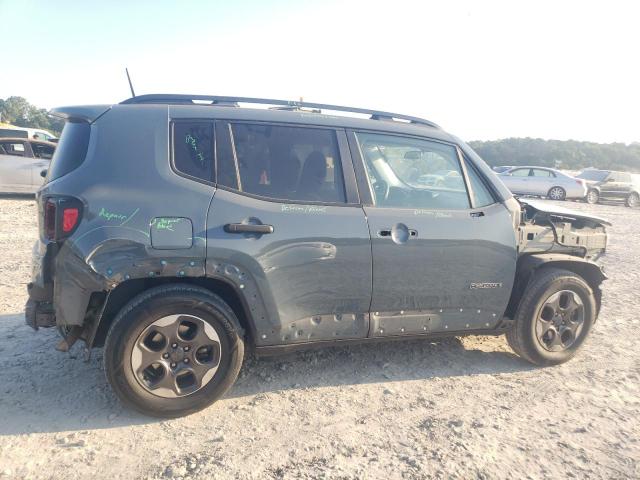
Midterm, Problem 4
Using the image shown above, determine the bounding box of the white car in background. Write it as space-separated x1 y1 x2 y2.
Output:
497 166 587 200
0 125 58 142
0 137 55 193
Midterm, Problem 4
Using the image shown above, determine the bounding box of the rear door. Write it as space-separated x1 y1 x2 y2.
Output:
207 121 372 345
348 130 516 337
0 140 34 192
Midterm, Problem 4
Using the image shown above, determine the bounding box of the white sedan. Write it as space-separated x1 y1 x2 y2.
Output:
0 138 55 194
498 166 587 200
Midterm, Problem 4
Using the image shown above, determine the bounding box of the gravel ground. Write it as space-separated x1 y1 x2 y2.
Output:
0 197 638 479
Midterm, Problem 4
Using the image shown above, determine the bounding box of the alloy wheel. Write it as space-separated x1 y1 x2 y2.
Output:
535 290 585 352
587 189 599 204
548 187 565 200
131 314 221 398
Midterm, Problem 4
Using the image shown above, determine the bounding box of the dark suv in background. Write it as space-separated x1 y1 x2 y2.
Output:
26 94 609 417
577 169 639 207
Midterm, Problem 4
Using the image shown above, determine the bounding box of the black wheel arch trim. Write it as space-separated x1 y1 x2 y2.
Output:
505 253 606 320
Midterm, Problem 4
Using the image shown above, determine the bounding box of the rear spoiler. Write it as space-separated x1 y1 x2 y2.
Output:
49 105 112 124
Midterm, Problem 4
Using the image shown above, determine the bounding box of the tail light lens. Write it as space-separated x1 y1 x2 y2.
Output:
62 208 79 232
43 197 83 241
44 200 57 240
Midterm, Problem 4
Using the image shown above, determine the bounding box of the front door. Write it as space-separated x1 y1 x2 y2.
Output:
207 122 372 346
349 131 517 337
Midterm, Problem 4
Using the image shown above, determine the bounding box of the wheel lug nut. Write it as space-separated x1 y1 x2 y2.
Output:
170 362 177 368
162 353 169 359
171 343 178 349
184 346 190 352
183 358 190 364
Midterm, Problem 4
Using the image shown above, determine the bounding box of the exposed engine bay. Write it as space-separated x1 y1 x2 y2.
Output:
517 199 608 261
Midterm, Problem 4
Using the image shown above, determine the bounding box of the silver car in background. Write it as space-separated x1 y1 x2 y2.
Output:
0 137 55 194
497 166 587 200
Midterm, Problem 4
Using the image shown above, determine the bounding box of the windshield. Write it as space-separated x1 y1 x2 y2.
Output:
577 170 608 181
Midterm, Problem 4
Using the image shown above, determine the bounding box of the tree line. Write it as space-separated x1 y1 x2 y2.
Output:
0 96 65 136
469 137 640 173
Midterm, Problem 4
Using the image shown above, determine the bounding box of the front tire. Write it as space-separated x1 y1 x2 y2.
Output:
547 186 566 201
626 192 639 208
506 268 596 366
586 189 599 204
104 284 244 418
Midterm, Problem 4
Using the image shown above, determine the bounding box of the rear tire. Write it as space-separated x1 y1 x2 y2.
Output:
104 284 244 418
506 268 596 366
626 192 639 208
547 186 566 201
586 189 599 204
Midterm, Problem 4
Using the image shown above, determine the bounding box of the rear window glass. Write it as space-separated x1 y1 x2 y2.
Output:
225 123 346 203
172 122 214 182
48 122 90 181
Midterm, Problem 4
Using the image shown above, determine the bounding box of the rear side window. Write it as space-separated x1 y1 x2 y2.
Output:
48 122 90 181
172 121 214 182
225 123 346 203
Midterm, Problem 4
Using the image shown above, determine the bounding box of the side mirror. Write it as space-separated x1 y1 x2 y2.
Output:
40 169 47 178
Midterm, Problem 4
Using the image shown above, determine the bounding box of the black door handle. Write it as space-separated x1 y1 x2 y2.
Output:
224 223 274 234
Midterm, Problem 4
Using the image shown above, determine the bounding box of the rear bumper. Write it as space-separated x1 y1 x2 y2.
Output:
25 282 55 330
26 240 105 330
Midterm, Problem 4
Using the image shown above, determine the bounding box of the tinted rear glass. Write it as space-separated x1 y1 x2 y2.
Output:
577 170 607 181
47 122 90 181
172 121 214 182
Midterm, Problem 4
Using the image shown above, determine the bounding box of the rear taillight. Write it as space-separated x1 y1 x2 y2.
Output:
44 200 57 240
62 208 79 232
43 197 83 241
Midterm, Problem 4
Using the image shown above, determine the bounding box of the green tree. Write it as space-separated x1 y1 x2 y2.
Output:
0 96 64 135
469 137 640 173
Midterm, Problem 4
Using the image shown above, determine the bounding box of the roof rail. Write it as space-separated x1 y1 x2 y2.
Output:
120 94 439 128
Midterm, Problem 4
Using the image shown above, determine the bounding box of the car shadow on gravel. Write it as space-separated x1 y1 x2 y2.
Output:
0 313 535 436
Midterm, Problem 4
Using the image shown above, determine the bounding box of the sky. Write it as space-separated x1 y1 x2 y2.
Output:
1 0 639 143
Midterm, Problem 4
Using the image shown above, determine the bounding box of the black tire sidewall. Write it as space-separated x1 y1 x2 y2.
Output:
518 271 596 365
105 288 243 417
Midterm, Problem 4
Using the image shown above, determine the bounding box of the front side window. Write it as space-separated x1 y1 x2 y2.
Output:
510 168 530 177
356 132 469 210
172 121 214 182
532 169 553 177
463 158 496 207
227 123 346 203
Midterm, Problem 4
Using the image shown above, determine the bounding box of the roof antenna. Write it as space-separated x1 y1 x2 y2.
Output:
125 68 136 98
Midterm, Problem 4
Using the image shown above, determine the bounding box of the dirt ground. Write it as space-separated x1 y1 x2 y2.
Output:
0 197 638 479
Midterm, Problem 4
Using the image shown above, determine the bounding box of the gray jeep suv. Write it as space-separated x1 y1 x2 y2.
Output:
26 95 609 417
